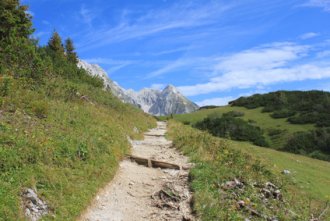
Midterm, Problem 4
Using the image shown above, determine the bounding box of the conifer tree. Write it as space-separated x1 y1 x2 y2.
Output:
48 31 64 55
65 38 78 64
0 0 34 42
0 0 36 71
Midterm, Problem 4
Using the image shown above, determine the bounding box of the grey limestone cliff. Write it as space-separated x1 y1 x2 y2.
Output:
78 60 199 116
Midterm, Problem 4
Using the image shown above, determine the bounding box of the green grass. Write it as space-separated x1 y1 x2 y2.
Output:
172 106 315 148
0 77 156 220
167 121 329 221
229 140 330 203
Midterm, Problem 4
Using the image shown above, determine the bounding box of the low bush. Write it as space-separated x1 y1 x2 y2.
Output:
230 91 330 127
30 100 49 119
222 110 245 118
271 109 296 118
284 128 330 161
195 116 269 147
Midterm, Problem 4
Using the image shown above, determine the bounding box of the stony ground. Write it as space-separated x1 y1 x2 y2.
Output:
79 122 195 221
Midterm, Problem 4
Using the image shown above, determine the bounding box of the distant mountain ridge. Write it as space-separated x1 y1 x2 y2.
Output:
78 60 199 116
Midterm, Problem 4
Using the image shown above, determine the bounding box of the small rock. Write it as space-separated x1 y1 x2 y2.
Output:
265 182 277 190
237 200 245 208
282 170 291 175
25 208 31 216
22 188 48 221
221 178 244 190
273 190 282 200
261 188 272 198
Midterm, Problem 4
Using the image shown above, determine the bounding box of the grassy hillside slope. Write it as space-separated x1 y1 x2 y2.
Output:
172 106 314 148
229 140 330 203
167 121 329 220
0 77 156 220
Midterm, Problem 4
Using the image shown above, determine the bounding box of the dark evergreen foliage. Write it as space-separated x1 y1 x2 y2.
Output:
198 105 219 110
285 128 330 161
195 115 269 147
230 91 330 127
65 38 78 64
48 31 65 56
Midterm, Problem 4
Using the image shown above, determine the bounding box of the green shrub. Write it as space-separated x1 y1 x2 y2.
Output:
222 110 245 118
267 128 285 137
284 128 330 161
0 76 13 97
231 90 330 127
271 109 296 118
195 116 269 147
30 100 49 118
76 143 89 161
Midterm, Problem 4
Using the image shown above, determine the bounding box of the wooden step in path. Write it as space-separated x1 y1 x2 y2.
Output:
79 122 195 221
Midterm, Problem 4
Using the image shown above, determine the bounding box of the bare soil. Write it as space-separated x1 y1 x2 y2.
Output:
79 122 195 221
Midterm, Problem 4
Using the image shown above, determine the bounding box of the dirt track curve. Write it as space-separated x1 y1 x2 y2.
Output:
79 122 195 221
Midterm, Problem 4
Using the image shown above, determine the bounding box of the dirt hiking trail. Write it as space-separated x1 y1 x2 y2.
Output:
79 122 195 221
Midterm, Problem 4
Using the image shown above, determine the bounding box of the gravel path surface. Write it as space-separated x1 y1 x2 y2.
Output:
79 122 195 221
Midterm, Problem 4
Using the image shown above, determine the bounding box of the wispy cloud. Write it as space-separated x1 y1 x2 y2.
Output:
33 31 49 39
196 96 234 106
317 50 330 58
79 1 233 50
80 5 97 27
150 83 166 90
85 58 134 75
300 32 320 39
146 59 188 78
151 47 192 56
178 42 330 96
303 0 330 11
145 57 215 79
26 10 34 16
85 58 133 66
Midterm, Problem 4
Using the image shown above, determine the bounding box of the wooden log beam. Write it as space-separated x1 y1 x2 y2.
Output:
128 155 181 170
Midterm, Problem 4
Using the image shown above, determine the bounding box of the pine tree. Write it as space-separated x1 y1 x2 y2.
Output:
0 0 34 42
65 38 78 64
48 31 64 55
0 0 36 71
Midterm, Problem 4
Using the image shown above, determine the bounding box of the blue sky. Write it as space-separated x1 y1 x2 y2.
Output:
23 0 330 106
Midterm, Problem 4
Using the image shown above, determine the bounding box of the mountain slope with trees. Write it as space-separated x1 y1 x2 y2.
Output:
0 1 155 219
230 91 330 160
169 91 330 161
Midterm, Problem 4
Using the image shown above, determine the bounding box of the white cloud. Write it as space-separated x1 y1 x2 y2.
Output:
178 42 330 96
33 31 49 38
26 10 34 16
42 20 51 26
303 0 330 11
299 32 320 40
196 96 234 106
150 84 166 90
80 2 233 50
85 58 133 66
84 58 133 75
146 57 215 79
146 59 188 78
80 5 96 26
317 50 330 58
151 47 191 56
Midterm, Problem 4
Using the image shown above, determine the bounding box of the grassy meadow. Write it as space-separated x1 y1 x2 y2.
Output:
171 106 315 148
167 120 330 220
0 77 156 220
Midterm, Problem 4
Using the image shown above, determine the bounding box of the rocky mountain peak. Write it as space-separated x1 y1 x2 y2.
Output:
162 84 180 95
79 60 199 116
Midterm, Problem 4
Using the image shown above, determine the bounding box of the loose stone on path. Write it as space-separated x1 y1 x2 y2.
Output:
79 122 195 221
